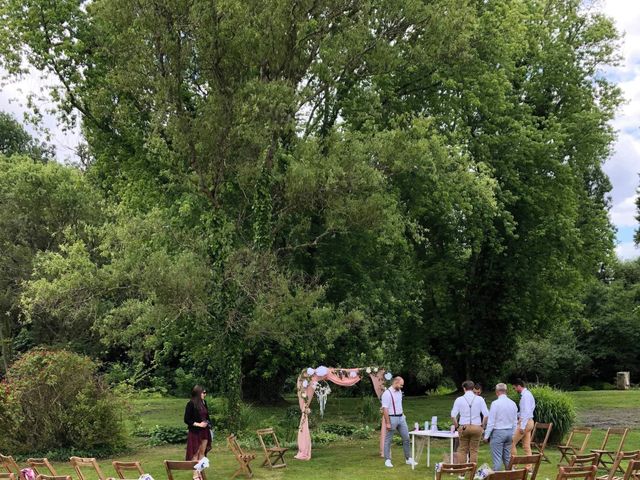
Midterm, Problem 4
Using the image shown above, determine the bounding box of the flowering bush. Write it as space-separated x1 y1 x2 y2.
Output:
0 349 128 454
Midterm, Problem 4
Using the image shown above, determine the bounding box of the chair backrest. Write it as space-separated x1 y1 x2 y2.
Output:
164 460 206 480
622 460 640 480
599 428 629 452
0 455 20 477
566 428 592 451
509 455 542 480
489 469 528 480
256 428 281 449
69 457 107 480
533 423 553 448
556 465 597 480
228 434 245 457
570 453 600 467
27 459 57 477
601 451 640 480
0 473 16 480
436 463 477 480
112 462 144 480
35 476 72 480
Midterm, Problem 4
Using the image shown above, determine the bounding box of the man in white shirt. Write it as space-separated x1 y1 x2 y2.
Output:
381 376 417 468
483 383 518 471
451 380 489 463
511 378 536 465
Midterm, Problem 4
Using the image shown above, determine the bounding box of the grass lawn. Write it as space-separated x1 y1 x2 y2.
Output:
36 390 640 480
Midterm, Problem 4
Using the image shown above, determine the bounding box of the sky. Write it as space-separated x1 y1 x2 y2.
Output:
0 1 639 260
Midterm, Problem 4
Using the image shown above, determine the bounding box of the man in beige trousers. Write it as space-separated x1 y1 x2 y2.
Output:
511 378 536 466
451 380 489 464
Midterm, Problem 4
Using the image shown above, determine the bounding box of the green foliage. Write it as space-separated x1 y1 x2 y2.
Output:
320 423 358 437
311 431 341 445
529 386 576 444
359 396 381 424
147 425 188 446
0 112 53 161
0 349 128 454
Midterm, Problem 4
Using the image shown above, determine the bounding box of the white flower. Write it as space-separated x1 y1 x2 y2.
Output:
384 372 392 381
301 392 307 399
316 366 329 377
302 380 309 388
306 367 315 376
365 367 372 374
349 371 357 378
373 367 378 373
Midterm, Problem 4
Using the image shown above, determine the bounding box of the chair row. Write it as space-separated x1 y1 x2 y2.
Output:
437 454 640 480
0 455 146 480
558 427 631 470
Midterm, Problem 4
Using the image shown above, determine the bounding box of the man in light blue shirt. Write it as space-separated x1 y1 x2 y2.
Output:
511 378 536 463
484 383 518 471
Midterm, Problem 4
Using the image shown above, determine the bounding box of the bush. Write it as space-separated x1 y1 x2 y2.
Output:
148 425 188 446
0 349 128 454
359 396 380 424
321 423 357 436
311 431 341 445
529 386 576 444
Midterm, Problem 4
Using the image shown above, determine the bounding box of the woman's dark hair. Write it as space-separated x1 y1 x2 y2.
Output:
191 385 206 410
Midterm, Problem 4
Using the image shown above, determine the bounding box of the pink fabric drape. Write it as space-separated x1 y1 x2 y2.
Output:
294 367 387 461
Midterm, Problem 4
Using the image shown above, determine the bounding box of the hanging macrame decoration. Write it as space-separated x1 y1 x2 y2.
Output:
315 381 332 418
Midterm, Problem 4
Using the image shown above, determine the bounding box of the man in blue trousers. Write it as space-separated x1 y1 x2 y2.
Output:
483 383 518 471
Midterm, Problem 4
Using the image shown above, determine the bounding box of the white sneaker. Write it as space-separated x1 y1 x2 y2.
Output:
385 459 394 468
406 458 418 466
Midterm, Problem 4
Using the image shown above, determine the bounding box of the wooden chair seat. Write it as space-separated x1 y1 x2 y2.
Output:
596 451 640 480
435 463 477 480
557 465 598 480
489 469 528 480
591 429 630 472
559 428 593 464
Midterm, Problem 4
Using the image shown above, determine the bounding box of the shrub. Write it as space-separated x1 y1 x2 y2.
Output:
321 423 357 437
529 386 576 444
359 396 380 424
148 425 188 446
352 425 374 440
311 431 340 445
0 349 128 454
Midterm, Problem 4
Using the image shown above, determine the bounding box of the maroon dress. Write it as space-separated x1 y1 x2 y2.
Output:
185 401 212 460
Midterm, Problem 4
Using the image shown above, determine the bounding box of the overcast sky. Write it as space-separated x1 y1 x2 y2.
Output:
0 1 639 259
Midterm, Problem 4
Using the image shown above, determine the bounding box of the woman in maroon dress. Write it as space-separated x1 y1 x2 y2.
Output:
184 385 212 461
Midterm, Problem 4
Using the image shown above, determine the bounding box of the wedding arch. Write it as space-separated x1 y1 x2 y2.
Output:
294 366 392 460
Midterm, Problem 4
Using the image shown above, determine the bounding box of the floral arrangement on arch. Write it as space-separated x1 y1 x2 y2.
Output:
297 366 393 422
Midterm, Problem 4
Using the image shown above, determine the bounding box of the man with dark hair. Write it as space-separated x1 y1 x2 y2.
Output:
451 380 489 464
511 378 536 466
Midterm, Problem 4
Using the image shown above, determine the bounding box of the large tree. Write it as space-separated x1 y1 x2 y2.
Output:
1 0 621 407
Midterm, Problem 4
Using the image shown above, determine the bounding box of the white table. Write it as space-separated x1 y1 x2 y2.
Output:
409 429 459 470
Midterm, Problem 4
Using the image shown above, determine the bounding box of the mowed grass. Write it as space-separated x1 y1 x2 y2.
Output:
40 390 640 480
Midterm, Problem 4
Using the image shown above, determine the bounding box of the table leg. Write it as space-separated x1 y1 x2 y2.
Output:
427 436 431 467
450 437 454 463
412 435 416 471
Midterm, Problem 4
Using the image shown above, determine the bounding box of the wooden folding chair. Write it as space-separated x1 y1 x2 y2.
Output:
559 428 593 464
591 429 630 472
596 451 640 480
35 476 72 480
619 460 640 480
556 466 598 480
112 462 144 480
571 454 601 468
532 423 554 463
435 463 477 480
69 457 111 480
164 461 207 480
256 428 288 469
0 455 23 480
27 459 57 477
0 473 16 480
509 454 542 480
489 469 528 480
227 434 257 479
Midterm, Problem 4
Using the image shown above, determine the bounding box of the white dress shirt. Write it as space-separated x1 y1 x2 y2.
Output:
518 388 536 428
484 394 518 439
451 391 489 425
381 387 403 415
